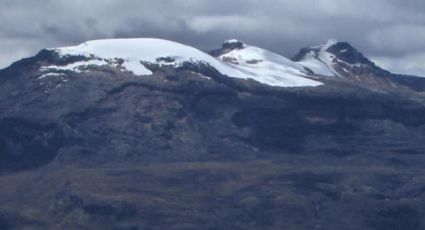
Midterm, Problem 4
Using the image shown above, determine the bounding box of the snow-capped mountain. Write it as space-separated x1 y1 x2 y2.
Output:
293 39 379 78
211 39 336 78
292 39 342 77
42 38 322 88
291 39 425 92
292 39 397 79
210 39 324 87
3 37 425 229
28 37 425 93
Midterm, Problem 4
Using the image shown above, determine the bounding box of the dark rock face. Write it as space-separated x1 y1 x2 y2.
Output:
366 205 422 230
0 209 45 230
1 47 425 229
0 118 64 174
209 39 245 57
326 42 371 65
222 40 245 50
292 41 372 66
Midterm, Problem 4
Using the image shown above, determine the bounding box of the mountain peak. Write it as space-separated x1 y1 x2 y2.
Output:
305 39 370 65
325 41 371 65
45 38 221 76
321 38 339 50
291 38 398 84
222 39 246 50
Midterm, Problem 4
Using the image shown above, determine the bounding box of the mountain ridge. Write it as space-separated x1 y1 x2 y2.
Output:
3 37 423 89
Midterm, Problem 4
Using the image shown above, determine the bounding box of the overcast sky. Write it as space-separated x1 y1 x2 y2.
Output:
1 0 424 76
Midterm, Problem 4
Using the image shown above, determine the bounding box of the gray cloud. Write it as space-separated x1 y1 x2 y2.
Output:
0 0 424 76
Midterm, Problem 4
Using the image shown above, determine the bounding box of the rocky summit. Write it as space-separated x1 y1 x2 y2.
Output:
1 38 425 230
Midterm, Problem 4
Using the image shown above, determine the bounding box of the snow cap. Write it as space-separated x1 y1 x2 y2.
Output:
322 39 339 51
222 39 245 49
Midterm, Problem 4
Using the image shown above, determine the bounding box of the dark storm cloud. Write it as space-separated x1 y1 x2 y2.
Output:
0 0 424 75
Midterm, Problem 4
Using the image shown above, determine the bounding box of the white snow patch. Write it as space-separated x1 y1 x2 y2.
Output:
295 39 345 78
223 39 245 46
38 72 64 79
298 59 335 77
317 51 342 77
322 39 338 51
41 59 111 73
120 59 151 75
389 80 398 88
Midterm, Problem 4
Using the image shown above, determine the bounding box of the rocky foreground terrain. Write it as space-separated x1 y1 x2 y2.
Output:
1 38 425 229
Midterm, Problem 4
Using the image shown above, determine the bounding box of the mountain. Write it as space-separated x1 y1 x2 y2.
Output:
211 39 335 78
209 39 323 87
292 39 425 92
1 38 425 230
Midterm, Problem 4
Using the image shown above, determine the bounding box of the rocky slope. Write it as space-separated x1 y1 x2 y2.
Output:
1 38 425 229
